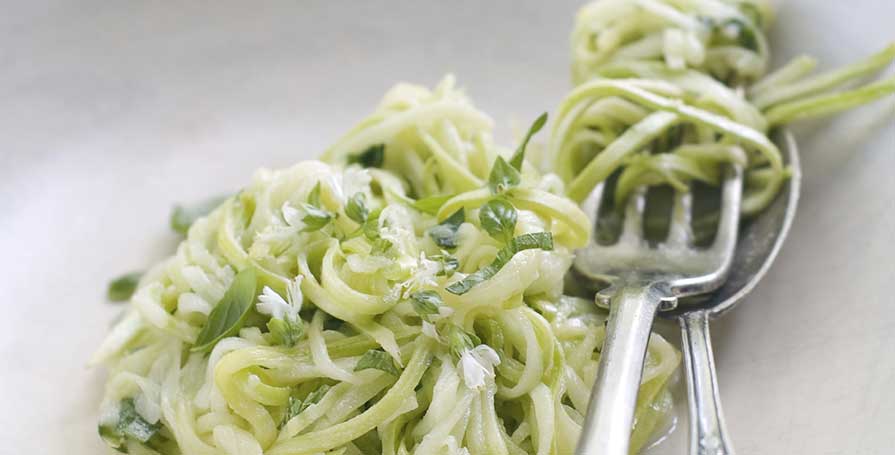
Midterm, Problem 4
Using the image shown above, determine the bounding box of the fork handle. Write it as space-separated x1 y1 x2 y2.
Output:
576 284 664 455
680 310 735 455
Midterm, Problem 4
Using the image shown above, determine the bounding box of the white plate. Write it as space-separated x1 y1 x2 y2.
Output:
1 1 893 452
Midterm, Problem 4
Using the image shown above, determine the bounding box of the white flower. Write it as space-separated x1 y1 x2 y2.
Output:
400 253 440 298
458 345 501 390
256 276 303 321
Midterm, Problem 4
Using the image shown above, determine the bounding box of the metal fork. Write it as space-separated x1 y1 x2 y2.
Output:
574 166 743 455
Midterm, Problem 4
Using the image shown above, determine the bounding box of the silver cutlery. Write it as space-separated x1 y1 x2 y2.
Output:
666 129 801 455
574 164 744 455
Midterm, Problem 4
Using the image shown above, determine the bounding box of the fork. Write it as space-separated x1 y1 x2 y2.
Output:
574 165 743 455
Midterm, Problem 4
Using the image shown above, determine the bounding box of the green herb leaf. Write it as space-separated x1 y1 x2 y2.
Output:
267 316 304 348
192 268 258 353
487 156 521 194
445 232 553 295
410 290 443 319
362 209 382 241
354 349 401 376
479 198 517 244
447 325 482 359
99 398 160 452
345 192 369 224
280 383 330 429
107 271 142 302
509 112 548 170
412 194 455 215
299 203 333 232
431 253 459 277
170 194 229 235
348 144 385 168
428 208 465 249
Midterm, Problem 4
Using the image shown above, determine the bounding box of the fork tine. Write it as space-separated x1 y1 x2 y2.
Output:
581 182 605 227
710 165 743 256
667 190 693 247
620 187 647 244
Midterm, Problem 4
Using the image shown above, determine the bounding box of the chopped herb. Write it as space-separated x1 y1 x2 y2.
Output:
446 232 554 295
412 194 455 215
299 203 333 232
192 268 258 353
479 198 517 244
410 290 443 320
107 271 142 302
428 208 465 249
721 18 759 51
487 156 521 194
345 192 369 224
98 398 160 452
280 384 331 429
348 144 385 168
431 253 459 277
354 349 401 376
267 316 304 348
447 325 482 359
170 194 229 235
509 112 548 170
362 209 382 241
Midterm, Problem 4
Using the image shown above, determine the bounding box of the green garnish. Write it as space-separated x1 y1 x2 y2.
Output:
446 232 554 295
479 198 518 244
431 253 459 277
348 144 385 168
300 182 333 232
191 268 258 353
267 316 304 348
487 156 521 194
409 290 443 320
280 384 331 429
446 325 482 359
345 192 369 224
107 271 142 302
354 349 401 376
428 208 465 249
98 398 160 452
509 112 548 170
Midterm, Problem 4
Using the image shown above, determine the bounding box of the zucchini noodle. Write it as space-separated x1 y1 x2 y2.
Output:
93 77 680 454
562 0 895 216
94 2 893 453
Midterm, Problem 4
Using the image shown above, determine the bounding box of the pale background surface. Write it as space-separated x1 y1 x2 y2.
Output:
1 1 893 453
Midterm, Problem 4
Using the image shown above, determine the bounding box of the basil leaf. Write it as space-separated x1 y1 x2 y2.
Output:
487 156 521 194
447 325 482 359
99 398 160 452
354 349 401 376
267 316 304 348
280 384 330 429
445 232 554 295
362 208 382 241
299 203 333 232
345 192 369 224
107 271 142 302
410 290 443 319
412 194 455 215
170 194 229 235
348 144 385 168
428 208 465 249
479 198 517 244
431 253 459 277
192 268 258 353
509 112 548 170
